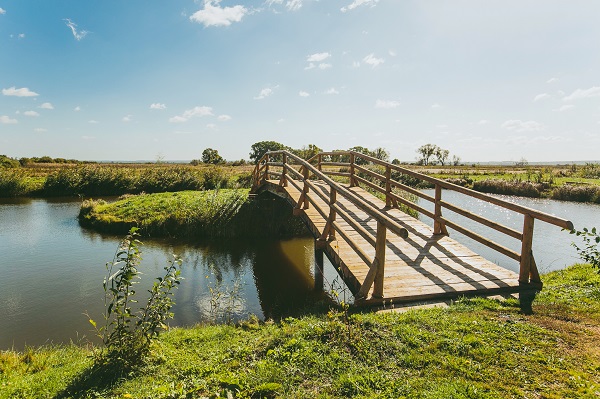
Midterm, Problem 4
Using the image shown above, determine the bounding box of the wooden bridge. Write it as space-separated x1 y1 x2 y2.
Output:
251 150 574 306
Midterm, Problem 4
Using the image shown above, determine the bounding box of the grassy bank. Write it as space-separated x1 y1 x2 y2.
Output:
79 189 308 238
1 263 599 398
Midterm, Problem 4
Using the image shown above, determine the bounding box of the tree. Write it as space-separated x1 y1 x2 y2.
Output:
452 155 462 166
416 144 438 166
293 144 322 160
201 148 224 164
249 141 287 164
373 147 390 162
435 148 449 166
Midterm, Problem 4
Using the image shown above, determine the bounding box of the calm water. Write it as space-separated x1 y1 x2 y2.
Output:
0 198 342 350
418 190 600 274
0 193 598 350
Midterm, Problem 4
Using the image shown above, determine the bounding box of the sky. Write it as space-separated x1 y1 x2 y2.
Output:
1 1 599 162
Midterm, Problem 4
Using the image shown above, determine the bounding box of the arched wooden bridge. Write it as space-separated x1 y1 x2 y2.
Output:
251 150 574 306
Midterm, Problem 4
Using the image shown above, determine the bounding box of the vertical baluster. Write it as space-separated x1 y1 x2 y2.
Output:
280 153 287 187
433 184 448 235
372 221 387 298
349 153 356 187
519 214 535 284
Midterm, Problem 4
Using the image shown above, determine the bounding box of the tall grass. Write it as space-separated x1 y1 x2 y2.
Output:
0 169 36 197
42 165 248 197
551 184 600 203
472 179 542 198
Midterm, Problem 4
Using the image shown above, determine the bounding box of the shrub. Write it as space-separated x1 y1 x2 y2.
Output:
569 227 600 271
89 228 182 366
0 170 28 197
472 179 541 198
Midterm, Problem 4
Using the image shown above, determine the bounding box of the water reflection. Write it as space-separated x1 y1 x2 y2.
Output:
0 198 333 350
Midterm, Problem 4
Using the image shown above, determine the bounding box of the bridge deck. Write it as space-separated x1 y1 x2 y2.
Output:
261 179 525 305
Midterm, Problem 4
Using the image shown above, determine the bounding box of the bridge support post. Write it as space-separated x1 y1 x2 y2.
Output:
314 243 324 292
519 214 541 286
372 221 387 298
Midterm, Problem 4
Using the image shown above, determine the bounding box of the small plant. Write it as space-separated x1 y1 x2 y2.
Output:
89 227 182 366
569 227 600 271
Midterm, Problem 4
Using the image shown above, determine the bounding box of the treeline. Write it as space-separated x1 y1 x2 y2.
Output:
0 154 92 168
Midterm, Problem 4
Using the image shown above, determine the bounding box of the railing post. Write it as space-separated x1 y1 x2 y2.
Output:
433 184 448 235
302 165 309 209
372 221 387 298
319 188 337 244
385 165 393 208
280 153 287 187
317 154 322 172
519 214 535 284
349 153 356 187
263 154 270 183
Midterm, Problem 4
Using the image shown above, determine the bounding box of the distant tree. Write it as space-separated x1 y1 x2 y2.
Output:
348 146 375 165
201 148 224 164
392 158 401 165
293 144 322 160
249 141 288 164
452 155 462 166
190 159 201 166
373 147 390 162
19 157 31 167
435 148 450 166
416 144 438 166
0 155 20 168
515 157 528 167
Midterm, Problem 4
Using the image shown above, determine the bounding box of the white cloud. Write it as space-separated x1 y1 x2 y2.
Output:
325 88 339 95
546 77 558 84
18 33 25 39
81 135 96 140
431 103 441 109
88 120 99 124
0 115 18 124
362 53 384 68
341 0 379 13
2 86 39 97
318 63 332 70
533 93 550 102
563 86 600 102
122 114 133 122
190 0 247 27
169 106 214 123
304 63 316 70
39 102 54 109
0 8 6 15
307 52 331 63
352 61 360 68
74 106 81 111
206 123 217 129
64 18 89 41
254 87 274 100
478 119 489 125
23 110 40 117
555 104 575 112
375 99 400 109
35 128 47 133
286 0 303 11
150 103 166 110
501 119 544 132
388 50 397 57
218 114 231 121
169 116 187 123
299 91 310 97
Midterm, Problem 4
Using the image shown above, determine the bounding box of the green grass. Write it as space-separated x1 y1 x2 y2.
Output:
79 189 308 238
2 263 599 398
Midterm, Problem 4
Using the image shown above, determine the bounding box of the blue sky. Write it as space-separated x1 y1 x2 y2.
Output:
1 1 599 162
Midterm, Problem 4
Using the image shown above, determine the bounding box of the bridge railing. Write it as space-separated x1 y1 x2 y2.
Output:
313 150 574 287
253 150 408 298
253 150 574 294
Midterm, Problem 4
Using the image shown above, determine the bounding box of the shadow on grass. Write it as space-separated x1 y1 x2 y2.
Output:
53 356 137 399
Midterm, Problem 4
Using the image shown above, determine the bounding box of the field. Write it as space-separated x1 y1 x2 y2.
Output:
1 161 600 203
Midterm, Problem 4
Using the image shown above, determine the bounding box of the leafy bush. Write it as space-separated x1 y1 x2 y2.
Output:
89 228 182 366
569 227 600 271
552 184 600 203
472 179 542 198
0 170 28 197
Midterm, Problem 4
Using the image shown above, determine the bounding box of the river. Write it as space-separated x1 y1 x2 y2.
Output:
0 194 598 350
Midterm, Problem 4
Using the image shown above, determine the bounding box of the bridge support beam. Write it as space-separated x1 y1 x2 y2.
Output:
314 242 324 292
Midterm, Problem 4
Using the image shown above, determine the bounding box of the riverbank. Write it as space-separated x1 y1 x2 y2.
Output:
1 263 599 398
78 189 308 238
